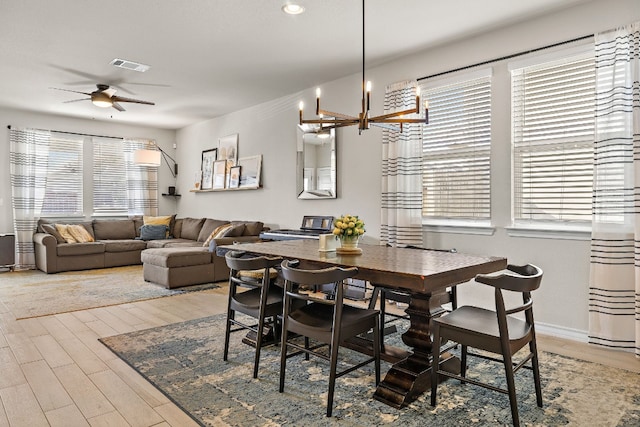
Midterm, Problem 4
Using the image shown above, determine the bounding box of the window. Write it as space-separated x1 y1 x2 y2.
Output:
511 49 595 225
420 70 492 221
41 133 84 216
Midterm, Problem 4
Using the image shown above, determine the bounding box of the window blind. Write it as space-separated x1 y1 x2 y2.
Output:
40 134 83 216
93 138 129 215
421 75 492 219
511 52 595 223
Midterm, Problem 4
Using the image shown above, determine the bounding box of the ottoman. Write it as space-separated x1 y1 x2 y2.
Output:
141 247 215 289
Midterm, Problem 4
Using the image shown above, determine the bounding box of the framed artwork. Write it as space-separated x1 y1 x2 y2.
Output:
228 165 241 188
218 133 238 162
200 148 217 190
238 155 262 188
212 160 227 189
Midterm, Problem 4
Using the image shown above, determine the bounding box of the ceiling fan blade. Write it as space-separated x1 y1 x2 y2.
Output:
112 102 125 112
62 98 90 104
50 87 92 96
111 95 155 105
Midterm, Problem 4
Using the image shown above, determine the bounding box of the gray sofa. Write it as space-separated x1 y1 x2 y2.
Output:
33 216 266 282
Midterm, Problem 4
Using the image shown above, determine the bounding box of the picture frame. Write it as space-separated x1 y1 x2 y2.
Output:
228 165 241 188
218 133 238 163
212 159 227 189
238 155 262 188
200 148 217 190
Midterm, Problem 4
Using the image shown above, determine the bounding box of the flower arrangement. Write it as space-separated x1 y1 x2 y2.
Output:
332 214 365 241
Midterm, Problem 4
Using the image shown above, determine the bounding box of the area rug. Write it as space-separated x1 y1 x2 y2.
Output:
0 266 219 319
99 314 640 426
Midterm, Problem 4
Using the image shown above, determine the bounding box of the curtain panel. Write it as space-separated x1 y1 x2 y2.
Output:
589 21 640 357
9 128 51 269
125 138 159 216
380 80 424 247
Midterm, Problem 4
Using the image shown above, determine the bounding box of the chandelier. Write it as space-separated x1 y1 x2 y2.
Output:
298 0 428 134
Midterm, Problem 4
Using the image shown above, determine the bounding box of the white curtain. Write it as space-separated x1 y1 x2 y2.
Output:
380 80 424 247
124 139 159 216
9 128 50 269
589 21 640 357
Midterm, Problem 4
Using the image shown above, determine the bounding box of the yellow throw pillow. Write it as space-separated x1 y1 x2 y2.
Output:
55 224 77 244
143 215 172 238
202 223 234 247
68 224 95 243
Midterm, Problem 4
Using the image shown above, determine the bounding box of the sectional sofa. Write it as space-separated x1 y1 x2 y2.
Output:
33 216 266 285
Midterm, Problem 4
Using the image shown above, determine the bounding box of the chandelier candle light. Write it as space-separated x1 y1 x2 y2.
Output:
298 0 429 134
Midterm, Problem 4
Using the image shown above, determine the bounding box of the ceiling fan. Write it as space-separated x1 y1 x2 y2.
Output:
51 84 155 111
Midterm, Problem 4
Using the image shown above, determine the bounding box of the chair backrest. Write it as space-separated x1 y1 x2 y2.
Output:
475 263 543 322
280 259 358 308
225 250 282 287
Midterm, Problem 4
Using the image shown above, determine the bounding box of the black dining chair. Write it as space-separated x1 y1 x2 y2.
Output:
279 260 381 417
223 250 283 379
430 264 543 427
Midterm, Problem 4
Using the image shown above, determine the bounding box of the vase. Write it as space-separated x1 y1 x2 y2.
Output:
340 238 359 250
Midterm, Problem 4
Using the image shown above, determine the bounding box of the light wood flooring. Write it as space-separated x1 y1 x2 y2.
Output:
0 280 637 427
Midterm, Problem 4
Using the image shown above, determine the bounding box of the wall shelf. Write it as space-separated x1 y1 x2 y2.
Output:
190 186 262 193
162 193 181 197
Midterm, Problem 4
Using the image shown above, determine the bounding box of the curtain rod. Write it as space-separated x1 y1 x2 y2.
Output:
417 34 594 81
7 125 122 140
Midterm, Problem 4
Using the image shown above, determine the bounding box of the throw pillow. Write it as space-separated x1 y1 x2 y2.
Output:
68 224 95 243
55 224 77 244
41 223 66 244
139 224 169 241
143 215 172 237
202 223 234 247
223 223 245 238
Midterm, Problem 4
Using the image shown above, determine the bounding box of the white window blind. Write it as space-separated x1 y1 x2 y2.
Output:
511 51 595 224
93 138 129 215
40 134 83 216
420 74 492 220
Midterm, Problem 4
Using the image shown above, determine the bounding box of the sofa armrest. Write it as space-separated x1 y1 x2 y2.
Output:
33 232 58 273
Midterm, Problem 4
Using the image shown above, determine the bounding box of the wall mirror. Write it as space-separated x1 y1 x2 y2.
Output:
296 124 336 199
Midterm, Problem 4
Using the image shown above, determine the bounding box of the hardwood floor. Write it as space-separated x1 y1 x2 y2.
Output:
0 281 637 426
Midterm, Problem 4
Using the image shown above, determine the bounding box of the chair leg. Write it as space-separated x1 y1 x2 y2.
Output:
326 335 340 417
304 337 310 361
253 314 265 379
223 309 233 362
379 290 387 352
279 316 289 393
502 351 520 427
529 337 543 407
430 323 442 407
461 344 467 380
373 316 381 385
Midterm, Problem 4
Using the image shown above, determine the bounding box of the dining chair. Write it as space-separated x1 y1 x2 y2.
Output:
279 260 381 417
430 264 543 427
223 250 283 379
368 246 458 350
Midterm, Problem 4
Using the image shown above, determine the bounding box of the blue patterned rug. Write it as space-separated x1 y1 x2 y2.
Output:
100 314 640 426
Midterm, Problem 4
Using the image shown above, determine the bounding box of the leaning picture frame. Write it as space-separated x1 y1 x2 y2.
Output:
228 165 241 188
218 133 238 163
238 155 262 188
200 148 217 190
212 159 227 189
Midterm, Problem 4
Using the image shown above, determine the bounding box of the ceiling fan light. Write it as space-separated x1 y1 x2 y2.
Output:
92 99 112 108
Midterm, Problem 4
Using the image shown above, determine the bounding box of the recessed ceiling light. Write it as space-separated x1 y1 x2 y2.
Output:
282 3 305 15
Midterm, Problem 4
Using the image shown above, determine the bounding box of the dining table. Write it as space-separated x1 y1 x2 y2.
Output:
218 239 507 408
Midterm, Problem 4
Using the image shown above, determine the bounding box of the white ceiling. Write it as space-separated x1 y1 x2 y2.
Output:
0 0 589 130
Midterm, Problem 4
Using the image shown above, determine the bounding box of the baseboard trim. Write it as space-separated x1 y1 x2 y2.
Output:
536 322 588 343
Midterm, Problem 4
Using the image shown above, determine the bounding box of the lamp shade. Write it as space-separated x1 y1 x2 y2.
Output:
134 149 161 166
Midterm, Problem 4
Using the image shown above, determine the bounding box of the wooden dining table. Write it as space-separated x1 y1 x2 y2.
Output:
218 239 507 408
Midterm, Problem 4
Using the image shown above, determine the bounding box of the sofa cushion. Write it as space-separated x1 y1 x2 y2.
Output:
57 242 105 256
180 218 206 241
224 223 246 238
130 215 144 237
94 220 136 240
232 221 264 236
197 219 230 242
139 224 169 241
41 223 66 244
102 239 147 253
173 218 183 238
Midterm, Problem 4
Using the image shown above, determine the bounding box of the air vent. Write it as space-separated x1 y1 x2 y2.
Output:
109 58 150 72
